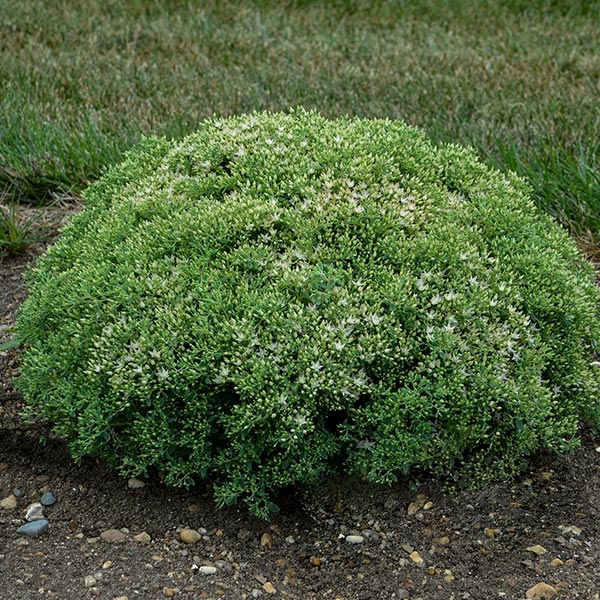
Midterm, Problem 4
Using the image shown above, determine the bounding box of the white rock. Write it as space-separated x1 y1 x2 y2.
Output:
25 503 44 522
199 566 217 575
345 535 364 544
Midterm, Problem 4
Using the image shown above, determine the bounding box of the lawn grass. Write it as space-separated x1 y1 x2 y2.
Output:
1 0 598 255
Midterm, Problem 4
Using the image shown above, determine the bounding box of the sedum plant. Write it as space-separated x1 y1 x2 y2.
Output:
16 109 600 517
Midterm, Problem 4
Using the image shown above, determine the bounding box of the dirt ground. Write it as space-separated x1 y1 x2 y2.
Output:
1 204 599 600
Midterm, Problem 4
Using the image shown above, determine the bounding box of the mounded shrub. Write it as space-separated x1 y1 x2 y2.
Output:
16 109 600 517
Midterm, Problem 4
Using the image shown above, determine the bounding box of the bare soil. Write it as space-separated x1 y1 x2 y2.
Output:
1 204 599 599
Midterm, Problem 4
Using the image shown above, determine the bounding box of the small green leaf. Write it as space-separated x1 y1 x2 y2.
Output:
0 338 20 350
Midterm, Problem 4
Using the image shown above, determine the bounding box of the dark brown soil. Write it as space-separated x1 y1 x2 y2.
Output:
1 204 599 600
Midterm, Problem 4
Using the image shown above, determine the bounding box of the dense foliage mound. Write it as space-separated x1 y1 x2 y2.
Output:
16 109 600 517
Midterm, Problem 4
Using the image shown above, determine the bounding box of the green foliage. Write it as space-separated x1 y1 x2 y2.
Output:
0 200 50 255
16 110 600 517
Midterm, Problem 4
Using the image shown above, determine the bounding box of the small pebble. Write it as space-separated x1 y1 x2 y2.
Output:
40 492 57 506
346 535 364 544
180 529 201 544
550 558 563 567
397 590 410 599
526 545 548 556
17 520 49 537
1 495 17 509
100 529 128 542
13 487 23 498
25 503 44 522
198 566 217 575
409 550 424 566
361 529 380 544
525 582 558 599
84 575 97 588
102 561 113 569
215 560 233 574
133 532 151 543
407 501 420 516
263 582 276 594
127 478 145 489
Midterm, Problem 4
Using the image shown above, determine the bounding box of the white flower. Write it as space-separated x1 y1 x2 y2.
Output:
368 313 381 325
294 414 307 427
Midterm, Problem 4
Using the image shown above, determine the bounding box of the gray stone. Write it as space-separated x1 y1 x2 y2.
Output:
361 529 380 544
215 560 233 574
17 520 49 537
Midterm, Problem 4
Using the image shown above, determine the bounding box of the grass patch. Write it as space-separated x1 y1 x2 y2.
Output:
0 199 51 256
0 0 598 251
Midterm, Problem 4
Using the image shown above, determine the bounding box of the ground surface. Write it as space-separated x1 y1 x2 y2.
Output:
1 205 599 600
